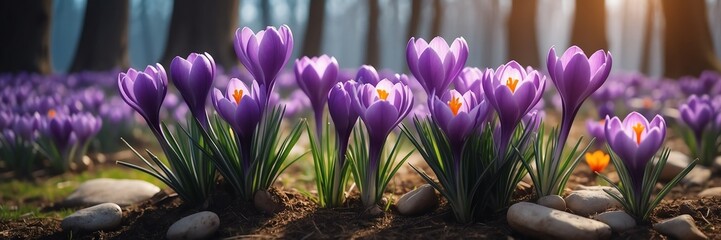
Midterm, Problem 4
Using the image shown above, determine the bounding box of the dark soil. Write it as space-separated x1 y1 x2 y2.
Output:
2 159 720 239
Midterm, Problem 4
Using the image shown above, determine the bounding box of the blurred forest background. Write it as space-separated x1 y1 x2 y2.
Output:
1 0 720 78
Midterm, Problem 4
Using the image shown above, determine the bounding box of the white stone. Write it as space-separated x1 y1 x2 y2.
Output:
166 211 220 240
653 214 707 240
698 187 721 198
537 195 566 211
61 203 122 232
682 166 711 186
574 185 622 197
713 156 721 172
63 178 160 207
660 151 691 181
565 190 622 216
593 210 636 232
507 202 612 240
396 184 438 216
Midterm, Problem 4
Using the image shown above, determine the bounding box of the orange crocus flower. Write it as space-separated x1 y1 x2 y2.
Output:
585 150 610 172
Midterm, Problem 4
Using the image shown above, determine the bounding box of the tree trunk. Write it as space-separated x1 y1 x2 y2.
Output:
507 0 539 67
70 0 129 72
570 0 608 53
407 0 422 40
302 0 326 57
641 0 655 74
365 0 380 66
0 0 52 74
160 0 239 69
431 0 443 38
661 0 721 78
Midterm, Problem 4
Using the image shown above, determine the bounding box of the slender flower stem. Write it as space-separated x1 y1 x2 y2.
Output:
363 134 386 207
314 106 324 144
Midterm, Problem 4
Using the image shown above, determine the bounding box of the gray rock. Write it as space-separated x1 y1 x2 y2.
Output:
683 166 711 186
653 214 707 240
537 195 566 211
565 190 622 216
61 203 122 232
254 190 284 214
593 210 636 232
660 151 691 181
698 187 721 198
63 178 160 207
507 202 612 240
166 211 220 240
396 184 438 216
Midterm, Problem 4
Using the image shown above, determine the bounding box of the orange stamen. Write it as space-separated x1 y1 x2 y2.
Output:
506 77 519 93
448 96 462 116
377 89 389 100
632 122 645 144
585 150 610 172
232 89 244 104
47 109 56 119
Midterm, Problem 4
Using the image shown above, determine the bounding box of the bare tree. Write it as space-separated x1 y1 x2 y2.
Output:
0 0 52 73
507 0 539 67
662 0 721 78
70 0 129 72
302 0 326 57
160 0 240 68
365 0 380 66
570 0 608 52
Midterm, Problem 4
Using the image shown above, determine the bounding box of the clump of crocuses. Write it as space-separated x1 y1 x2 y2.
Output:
203 25 303 201
117 62 217 206
678 95 719 166
599 112 696 222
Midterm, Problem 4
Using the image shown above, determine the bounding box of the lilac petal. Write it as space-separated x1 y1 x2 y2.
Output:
560 46 584 67
418 48 445 94
364 101 400 138
561 53 592 109
258 27 285 83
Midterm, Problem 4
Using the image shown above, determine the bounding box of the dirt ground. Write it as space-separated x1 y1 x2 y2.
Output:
1 157 720 240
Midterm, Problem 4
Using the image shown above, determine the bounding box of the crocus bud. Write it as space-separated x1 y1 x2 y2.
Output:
118 64 168 133
171 52 216 126
234 25 294 97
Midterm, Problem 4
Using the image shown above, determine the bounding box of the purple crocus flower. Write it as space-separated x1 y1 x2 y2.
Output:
118 64 168 134
352 79 414 206
211 78 263 162
605 112 665 197
454 67 483 95
679 95 714 144
406 37 469 97
356 65 380 85
294 55 339 139
547 46 612 165
170 52 216 127
46 115 74 151
482 60 546 157
234 25 294 98
70 113 102 144
586 118 606 149
12 113 40 141
430 90 490 151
